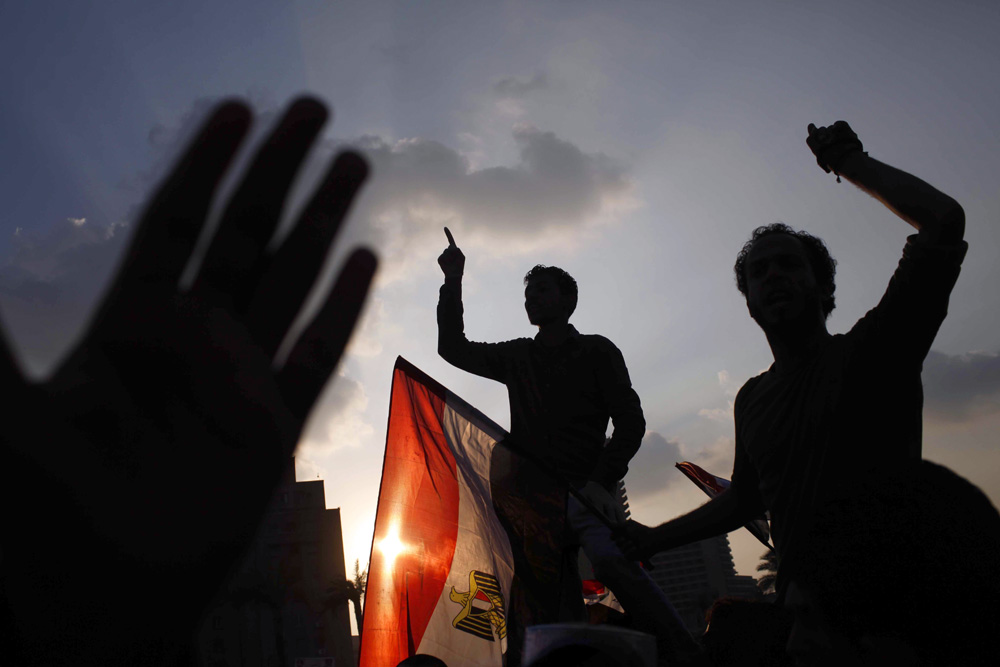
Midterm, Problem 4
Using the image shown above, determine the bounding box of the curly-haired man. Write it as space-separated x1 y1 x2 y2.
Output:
621 121 967 605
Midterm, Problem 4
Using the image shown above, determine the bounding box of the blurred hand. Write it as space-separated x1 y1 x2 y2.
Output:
806 120 864 174
0 97 376 664
437 226 465 279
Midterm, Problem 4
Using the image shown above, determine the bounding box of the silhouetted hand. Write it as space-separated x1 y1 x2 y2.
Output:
0 98 376 665
614 519 658 562
437 226 465 279
806 120 864 174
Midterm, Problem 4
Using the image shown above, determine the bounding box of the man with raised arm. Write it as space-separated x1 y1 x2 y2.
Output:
620 120 967 600
436 231 697 665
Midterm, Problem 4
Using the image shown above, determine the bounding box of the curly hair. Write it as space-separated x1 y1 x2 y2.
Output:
733 223 837 318
523 264 578 316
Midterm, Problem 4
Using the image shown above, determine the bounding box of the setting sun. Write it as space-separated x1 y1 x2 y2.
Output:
376 523 408 570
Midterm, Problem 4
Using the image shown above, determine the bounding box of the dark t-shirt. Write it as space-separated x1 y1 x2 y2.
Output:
730 235 967 589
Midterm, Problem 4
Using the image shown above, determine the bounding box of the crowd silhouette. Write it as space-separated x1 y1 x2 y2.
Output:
1 95 994 667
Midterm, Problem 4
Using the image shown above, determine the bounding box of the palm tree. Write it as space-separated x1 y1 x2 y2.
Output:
326 559 367 640
756 549 778 597
352 559 368 613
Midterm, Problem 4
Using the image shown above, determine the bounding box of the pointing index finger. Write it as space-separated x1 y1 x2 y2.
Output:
807 123 817 136
444 227 456 247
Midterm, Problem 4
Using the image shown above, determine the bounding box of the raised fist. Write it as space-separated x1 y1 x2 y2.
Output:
437 226 465 279
807 120 864 174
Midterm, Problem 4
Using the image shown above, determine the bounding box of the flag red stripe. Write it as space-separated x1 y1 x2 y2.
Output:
360 365 461 666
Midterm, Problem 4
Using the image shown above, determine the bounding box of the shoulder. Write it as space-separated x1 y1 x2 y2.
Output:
735 371 770 412
578 334 628 361
497 336 534 350
579 333 619 349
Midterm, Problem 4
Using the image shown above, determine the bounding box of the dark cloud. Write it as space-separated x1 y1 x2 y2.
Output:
352 123 632 242
0 94 633 374
624 431 684 498
493 72 549 97
923 350 1000 421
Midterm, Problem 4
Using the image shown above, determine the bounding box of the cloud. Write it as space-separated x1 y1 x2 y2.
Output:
697 369 740 422
626 429 735 502
0 217 131 376
923 350 1000 421
299 370 376 457
493 72 549 98
344 122 636 283
624 431 683 498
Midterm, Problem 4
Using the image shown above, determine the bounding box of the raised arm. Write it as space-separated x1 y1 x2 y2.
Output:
618 488 759 560
807 121 965 244
436 227 506 380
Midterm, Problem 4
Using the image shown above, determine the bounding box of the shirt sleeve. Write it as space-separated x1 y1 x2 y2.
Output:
590 339 646 490
437 276 509 382
850 234 968 363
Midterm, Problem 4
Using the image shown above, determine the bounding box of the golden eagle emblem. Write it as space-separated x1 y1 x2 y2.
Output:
449 570 507 642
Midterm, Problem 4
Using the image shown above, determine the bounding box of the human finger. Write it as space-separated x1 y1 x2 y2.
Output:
807 123 817 135
115 101 251 293
0 322 25 393
277 248 377 423
249 150 369 357
444 227 456 247
195 97 328 311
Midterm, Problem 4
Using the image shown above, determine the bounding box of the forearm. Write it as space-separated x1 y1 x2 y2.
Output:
834 152 965 244
437 275 466 360
593 411 644 489
647 489 754 552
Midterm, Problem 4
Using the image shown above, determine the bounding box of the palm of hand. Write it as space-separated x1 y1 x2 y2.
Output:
1 98 375 663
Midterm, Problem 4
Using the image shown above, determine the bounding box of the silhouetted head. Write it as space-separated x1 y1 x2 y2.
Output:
734 224 837 330
784 461 1000 666
523 265 577 326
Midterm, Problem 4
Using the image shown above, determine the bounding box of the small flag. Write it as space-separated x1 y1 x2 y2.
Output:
581 579 625 612
675 461 772 549
360 358 514 666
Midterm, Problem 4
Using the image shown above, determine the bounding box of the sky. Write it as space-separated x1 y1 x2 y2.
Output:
4 0 1000 619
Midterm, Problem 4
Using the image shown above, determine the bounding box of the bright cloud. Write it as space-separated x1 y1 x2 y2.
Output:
299 370 376 457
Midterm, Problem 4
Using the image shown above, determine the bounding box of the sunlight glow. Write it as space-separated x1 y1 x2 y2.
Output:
376 523 408 570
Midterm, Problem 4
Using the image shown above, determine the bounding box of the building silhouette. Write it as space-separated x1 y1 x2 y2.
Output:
648 535 761 633
614 478 761 634
196 461 353 667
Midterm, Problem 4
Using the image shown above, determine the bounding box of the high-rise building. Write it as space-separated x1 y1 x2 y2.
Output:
196 461 354 667
647 535 761 633
614 479 761 634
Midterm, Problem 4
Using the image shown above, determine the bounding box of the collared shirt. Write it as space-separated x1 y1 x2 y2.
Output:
437 277 645 490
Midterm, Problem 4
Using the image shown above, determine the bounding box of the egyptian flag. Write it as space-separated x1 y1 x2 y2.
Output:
675 461 772 549
360 358 514 667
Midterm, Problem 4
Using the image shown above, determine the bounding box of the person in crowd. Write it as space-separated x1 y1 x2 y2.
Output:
701 597 792 666
784 460 1000 666
619 120 967 600
437 230 697 665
